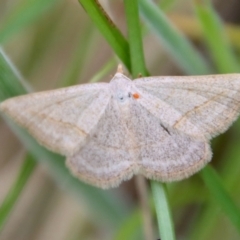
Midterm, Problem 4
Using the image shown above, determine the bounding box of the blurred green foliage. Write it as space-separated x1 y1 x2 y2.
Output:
0 0 240 239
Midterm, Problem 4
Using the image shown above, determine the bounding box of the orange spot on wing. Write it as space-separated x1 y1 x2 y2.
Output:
133 93 140 99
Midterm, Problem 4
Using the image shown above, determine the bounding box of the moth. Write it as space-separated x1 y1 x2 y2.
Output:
1 65 240 189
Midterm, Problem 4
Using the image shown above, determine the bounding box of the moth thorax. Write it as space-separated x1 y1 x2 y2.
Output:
116 90 131 103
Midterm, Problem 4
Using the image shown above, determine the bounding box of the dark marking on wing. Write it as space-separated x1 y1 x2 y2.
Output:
160 123 171 135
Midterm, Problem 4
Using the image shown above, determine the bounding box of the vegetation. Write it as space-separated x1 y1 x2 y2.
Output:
0 0 240 239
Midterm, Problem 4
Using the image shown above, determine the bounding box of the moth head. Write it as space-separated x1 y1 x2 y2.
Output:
110 73 139 103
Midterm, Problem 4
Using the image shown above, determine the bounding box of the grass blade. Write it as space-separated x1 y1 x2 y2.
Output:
124 1 176 238
139 0 211 75
78 0 131 71
124 0 148 77
114 209 143 240
0 47 30 99
200 166 240 233
151 181 176 240
195 0 240 73
0 154 36 231
0 0 60 44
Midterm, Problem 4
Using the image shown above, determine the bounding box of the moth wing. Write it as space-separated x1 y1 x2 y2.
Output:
66 98 136 189
135 74 240 139
0 83 110 156
125 100 212 182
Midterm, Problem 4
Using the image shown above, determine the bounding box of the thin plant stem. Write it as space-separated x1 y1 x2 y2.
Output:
151 181 176 240
0 154 36 231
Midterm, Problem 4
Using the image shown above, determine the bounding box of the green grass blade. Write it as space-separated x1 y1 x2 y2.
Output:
0 154 36 231
158 0 177 11
114 209 143 240
139 0 211 75
124 0 148 77
195 0 240 73
200 166 240 233
151 181 176 240
124 2 176 238
189 201 220 240
78 0 131 71
123 1 150 237
0 0 60 44
0 48 129 225
189 124 240 239
0 47 31 99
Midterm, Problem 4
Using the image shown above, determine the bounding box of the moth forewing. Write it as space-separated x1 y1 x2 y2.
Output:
1 70 240 188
